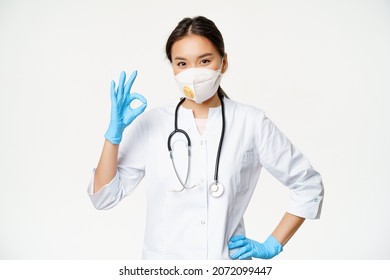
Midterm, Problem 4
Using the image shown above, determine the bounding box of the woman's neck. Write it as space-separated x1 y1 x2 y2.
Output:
182 93 221 119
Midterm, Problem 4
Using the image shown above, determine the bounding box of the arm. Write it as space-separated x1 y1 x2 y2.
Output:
229 111 323 260
91 70 147 194
228 213 304 260
93 140 119 194
272 212 305 246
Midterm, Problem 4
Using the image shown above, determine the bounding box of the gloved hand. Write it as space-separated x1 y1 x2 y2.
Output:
228 235 283 260
104 70 147 144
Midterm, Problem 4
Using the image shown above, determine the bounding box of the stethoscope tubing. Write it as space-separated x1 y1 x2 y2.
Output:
167 94 225 196
214 94 225 184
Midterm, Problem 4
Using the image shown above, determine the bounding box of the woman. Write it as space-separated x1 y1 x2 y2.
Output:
87 16 324 260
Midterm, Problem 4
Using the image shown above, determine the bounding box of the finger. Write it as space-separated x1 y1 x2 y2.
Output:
129 93 147 104
117 71 126 99
229 235 246 242
131 103 147 117
124 70 138 94
110 80 116 95
123 71 137 106
238 251 252 260
230 245 251 260
129 94 148 116
110 80 117 103
228 239 247 250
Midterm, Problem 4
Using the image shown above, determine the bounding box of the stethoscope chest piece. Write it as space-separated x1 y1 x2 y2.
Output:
209 182 224 198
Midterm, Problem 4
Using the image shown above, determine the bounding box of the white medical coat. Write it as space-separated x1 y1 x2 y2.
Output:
87 98 324 259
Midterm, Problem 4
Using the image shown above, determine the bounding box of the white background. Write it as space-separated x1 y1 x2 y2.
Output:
0 0 389 260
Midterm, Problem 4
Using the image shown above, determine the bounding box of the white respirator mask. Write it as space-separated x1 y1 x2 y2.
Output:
175 60 223 104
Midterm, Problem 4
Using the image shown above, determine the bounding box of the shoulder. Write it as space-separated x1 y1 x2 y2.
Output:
224 98 266 120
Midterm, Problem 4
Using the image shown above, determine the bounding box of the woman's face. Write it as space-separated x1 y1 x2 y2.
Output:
171 34 227 76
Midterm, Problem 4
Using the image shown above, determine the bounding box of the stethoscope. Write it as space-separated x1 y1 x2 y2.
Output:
167 94 226 198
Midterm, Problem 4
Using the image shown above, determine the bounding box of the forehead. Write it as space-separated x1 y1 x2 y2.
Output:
171 34 219 59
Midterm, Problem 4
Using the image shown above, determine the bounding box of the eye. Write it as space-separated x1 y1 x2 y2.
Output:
200 59 211 65
177 61 187 68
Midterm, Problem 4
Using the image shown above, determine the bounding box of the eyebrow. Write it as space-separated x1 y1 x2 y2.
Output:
173 53 214 61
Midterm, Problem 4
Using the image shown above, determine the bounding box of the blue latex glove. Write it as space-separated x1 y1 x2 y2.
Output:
228 235 283 260
104 70 147 144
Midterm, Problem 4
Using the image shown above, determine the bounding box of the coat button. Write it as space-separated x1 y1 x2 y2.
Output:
201 220 206 225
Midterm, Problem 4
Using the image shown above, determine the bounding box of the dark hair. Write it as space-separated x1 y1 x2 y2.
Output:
165 16 229 99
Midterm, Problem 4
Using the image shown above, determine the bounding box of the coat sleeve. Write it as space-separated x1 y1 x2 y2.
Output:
87 115 147 210
256 111 324 219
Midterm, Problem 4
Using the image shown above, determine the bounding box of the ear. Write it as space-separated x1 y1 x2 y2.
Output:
222 53 228 74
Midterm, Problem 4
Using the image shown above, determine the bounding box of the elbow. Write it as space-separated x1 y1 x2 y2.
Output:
87 171 124 210
92 204 113 211
287 169 325 220
89 194 121 210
